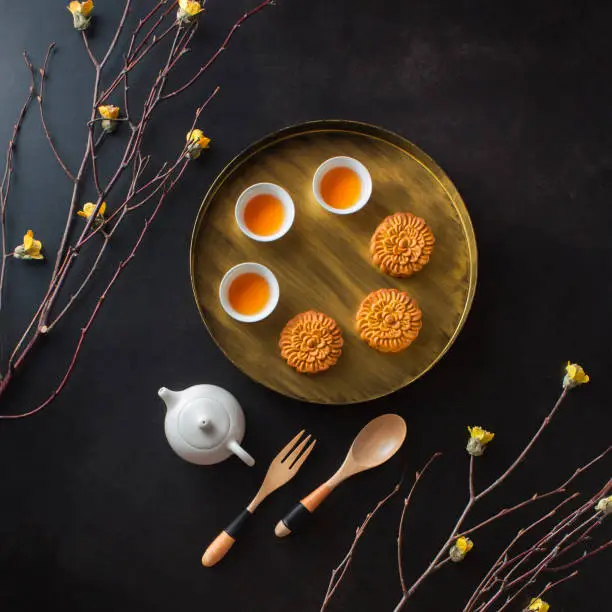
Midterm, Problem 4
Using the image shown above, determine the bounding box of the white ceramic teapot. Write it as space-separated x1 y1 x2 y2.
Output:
159 384 255 467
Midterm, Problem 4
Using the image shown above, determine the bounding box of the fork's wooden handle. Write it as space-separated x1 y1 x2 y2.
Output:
202 509 252 567
274 483 332 537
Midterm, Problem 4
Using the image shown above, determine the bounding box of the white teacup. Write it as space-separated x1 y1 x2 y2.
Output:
219 262 279 323
313 156 372 215
235 183 295 242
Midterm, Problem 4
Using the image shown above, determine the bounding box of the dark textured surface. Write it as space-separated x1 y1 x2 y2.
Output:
0 1 610 611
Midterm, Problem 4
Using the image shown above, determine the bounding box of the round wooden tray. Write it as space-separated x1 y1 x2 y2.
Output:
190 120 477 404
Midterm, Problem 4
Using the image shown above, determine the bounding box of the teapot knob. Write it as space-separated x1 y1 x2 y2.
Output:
227 439 255 467
199 417 213 432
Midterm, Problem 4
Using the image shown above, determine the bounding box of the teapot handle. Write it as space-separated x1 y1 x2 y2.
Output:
227 439 255 467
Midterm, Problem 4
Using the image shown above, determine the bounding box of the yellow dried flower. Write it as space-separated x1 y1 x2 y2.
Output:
468 426 495 444
449 536 473 562
68 0 94 16
185 129 211 159
527 598 550 612
98 105 120 133
563 362 590 389
187 129 210 148
467 426 495 456
68 1 94 30
456 536 473 554
180 0 205 15
98 105 120 120
77 202 107 221
177 0 205 23
14 230 44 260
595 495 612 516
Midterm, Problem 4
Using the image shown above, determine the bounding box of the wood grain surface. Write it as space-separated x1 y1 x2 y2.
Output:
191 121 477 404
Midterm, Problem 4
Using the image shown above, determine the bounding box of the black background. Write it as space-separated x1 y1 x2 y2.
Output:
0 1 610 610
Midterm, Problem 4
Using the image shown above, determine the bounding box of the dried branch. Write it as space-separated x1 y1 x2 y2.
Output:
43 36 104 299
397 453 442 594
100 0 133 69
45 233 111 333
97 2 179 106
0 0 272 414
321 481 403 611
546 538 612 573
315 380 609 612
0 88 218 420
464 493 580 612
162 0 274 100
392 455 476 611
0 53 36 311
534 571 580 600
392 387 572 612
477 388 569 500
38 44 75 181
470 478 611 612
498 481 609 588
81 30 99 67
459 445 611 539
1 167 184 420
41 17 184 322
491 507 606 612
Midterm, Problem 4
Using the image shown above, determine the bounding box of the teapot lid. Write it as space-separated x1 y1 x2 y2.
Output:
177 397 231 449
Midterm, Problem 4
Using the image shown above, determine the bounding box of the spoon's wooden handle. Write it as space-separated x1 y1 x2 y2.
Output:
274 482 332 537
202 509 252 567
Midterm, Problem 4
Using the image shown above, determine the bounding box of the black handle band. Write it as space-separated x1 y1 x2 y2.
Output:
225 508 252 538
281 502 312 533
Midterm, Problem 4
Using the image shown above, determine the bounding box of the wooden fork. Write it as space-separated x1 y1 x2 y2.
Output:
202 430 316 567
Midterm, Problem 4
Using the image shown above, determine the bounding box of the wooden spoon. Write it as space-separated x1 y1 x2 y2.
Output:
274 414 406 537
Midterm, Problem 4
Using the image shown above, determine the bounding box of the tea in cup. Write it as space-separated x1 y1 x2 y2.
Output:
313 156 372 215
235 183 295 242
219 262 279 323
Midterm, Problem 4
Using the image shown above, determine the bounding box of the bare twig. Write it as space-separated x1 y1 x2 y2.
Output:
459 448 610 612
0 0 268 414
81 30 99 67
321 481 403 611
100 0 133 68
0 52 36 311
0 169 182 419
393 454 477 611
397 453 441 594
463 494 581 612
474 480 611 612
96 1 179 105
459 445 611 538
477 388 568 500
391 386 594 612
493 512 603 612
45 233 111 332
536 571 580 598
43 40 102 296
0 89 216 419
498 481 610 592
38 44 76 181
312 372 607 612
162 0 274 100
6 253 73 370
546 539 612 572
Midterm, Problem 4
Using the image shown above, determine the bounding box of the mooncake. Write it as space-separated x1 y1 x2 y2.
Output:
279 311 343 373
370 212 435 277
356 288 422 353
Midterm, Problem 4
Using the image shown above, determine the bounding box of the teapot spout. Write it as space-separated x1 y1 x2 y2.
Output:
158 387 181 410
